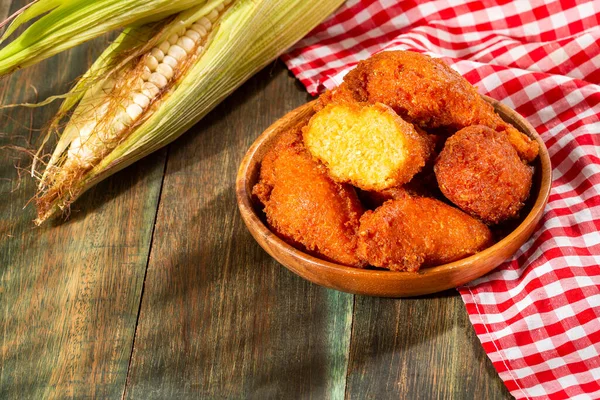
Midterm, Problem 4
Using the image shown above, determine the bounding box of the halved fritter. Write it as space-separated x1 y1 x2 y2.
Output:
303 102 433 191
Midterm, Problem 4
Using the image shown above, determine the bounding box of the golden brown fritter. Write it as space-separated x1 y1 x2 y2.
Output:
253 126 366 267
357 192 493 271
303 102 433 191
319 50 539 162
435 125 534 225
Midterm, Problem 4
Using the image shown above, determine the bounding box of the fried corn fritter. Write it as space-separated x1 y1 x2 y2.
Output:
357 192 493 271
319 50 539 162
253 126 365 267
435 125 534 225
303 102 433 191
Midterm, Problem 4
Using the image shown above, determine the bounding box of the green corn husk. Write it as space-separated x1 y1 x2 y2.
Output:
8 0 344 224
0 0 215 76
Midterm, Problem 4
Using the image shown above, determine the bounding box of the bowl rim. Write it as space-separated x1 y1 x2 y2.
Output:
236 96 552 280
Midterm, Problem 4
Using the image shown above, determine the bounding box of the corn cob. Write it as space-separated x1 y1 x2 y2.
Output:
12 0 345 225
44 1 233 181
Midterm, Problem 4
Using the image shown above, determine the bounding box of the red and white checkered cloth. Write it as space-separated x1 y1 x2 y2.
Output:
282 1 600 398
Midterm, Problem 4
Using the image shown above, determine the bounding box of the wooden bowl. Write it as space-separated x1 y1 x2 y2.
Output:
236 97 551 297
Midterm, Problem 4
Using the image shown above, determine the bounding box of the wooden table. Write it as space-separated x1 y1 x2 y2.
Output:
0 1 511 397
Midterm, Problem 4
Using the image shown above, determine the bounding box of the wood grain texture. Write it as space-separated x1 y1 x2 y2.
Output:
0 1 166 398
0 0 9 21
345 293 512 399
124 62 354 399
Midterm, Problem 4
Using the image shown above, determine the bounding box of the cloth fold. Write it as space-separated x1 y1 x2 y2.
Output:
282 1 600 398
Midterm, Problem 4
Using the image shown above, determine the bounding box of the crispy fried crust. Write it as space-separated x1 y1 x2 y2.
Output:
319 50 539 162
357 192 493 271
435 125 534 225
303 102 433 191
253 126 366 267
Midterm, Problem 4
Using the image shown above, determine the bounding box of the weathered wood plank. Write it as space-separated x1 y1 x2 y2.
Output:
344 292 511 399
0 1 166 398
124 62 355 400
0 0 9 21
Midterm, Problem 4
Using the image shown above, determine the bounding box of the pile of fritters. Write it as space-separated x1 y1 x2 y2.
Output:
253 50 538 272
